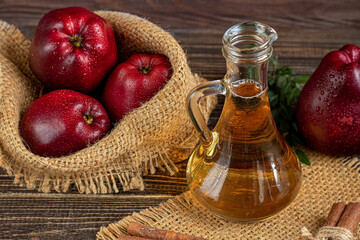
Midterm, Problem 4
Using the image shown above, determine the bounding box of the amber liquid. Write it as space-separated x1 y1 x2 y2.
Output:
187 80 302 222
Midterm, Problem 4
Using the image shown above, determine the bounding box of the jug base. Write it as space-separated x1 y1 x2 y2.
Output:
208 206 280 223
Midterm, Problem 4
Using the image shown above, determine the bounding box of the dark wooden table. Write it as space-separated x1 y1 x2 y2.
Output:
1 1 360 239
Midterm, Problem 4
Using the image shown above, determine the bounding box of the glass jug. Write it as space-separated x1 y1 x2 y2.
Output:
186 22 302 222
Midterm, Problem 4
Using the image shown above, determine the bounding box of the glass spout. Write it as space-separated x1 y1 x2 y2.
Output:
222 22 278 96
222 22 278 64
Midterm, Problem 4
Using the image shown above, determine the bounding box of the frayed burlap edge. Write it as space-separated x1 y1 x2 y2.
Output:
97 192 195 240
0 12 217 194
0 107 211 194
96 149 360 240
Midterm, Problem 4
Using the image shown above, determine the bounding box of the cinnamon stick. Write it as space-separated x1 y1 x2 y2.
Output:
324 202 346 227
118 236 151 240
127 222 208 240
337 202 360 233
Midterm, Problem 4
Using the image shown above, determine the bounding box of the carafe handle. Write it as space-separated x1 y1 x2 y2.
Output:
186 80 226 145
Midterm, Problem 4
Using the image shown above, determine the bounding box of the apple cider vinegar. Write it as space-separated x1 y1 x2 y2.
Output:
187 80 301 222
186 22 302 222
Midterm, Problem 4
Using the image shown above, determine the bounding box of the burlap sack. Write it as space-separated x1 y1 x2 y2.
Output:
0 11 216 194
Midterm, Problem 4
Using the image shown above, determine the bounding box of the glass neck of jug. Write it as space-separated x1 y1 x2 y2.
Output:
222 22 278 94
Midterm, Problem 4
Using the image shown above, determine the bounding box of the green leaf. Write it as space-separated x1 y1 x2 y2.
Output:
268 77 275 86
276 75 287 88
278 66 294 76
268 92 279 107
295 149 311 166
287 87 300 105
279 105 294 121
281 80 292 96
294 75 310 84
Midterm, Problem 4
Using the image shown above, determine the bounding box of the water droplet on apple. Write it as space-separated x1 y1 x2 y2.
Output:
330 74 335 78
316 106 320 112
321 91 324 95
318 96 321 100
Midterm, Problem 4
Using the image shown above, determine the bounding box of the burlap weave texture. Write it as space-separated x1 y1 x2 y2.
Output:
97 149 360 240
0 11 216 194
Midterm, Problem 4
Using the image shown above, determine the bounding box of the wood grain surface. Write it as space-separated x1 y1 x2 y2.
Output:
1 0 360 239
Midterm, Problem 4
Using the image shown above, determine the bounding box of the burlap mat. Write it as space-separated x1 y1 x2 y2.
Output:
0 11 216 194
97 149 360 240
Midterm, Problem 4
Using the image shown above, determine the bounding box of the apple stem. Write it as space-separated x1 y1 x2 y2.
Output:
83 114 93 124
139 65 152 74
69 34 83 48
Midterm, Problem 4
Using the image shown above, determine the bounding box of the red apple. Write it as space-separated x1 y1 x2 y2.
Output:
20 89 110 157
296 44 360 155
29 7 118 93
102 53 173 122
